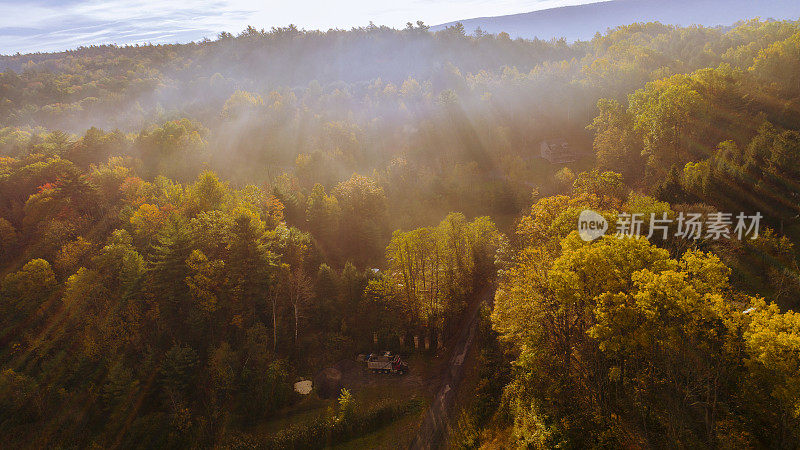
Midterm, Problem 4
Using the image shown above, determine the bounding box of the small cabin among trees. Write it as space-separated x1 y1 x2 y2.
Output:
540 139 576 164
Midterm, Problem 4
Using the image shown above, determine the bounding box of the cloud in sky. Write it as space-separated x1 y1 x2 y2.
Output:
0 0 595 54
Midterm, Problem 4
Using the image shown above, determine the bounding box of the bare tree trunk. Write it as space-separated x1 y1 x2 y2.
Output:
272 295 277 353
294 302 299 347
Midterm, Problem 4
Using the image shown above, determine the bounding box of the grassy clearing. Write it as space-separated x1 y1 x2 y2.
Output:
229 353 438 447
330 407 427 449
258 396 426 449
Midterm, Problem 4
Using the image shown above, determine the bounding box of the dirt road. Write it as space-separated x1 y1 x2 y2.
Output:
408 286 493 450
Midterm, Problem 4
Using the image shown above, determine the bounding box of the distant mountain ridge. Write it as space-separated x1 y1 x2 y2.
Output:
432 0 800 41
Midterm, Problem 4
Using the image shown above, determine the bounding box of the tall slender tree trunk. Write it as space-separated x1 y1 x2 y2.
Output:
294 302 299 347
272 295 277 353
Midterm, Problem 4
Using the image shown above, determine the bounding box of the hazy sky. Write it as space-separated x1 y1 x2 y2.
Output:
0 0 599 54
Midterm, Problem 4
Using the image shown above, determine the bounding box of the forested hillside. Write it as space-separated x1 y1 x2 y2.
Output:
432 0 800 41
2 18 800 448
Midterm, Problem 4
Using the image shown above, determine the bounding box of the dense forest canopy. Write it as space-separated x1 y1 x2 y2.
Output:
2 17 800 448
